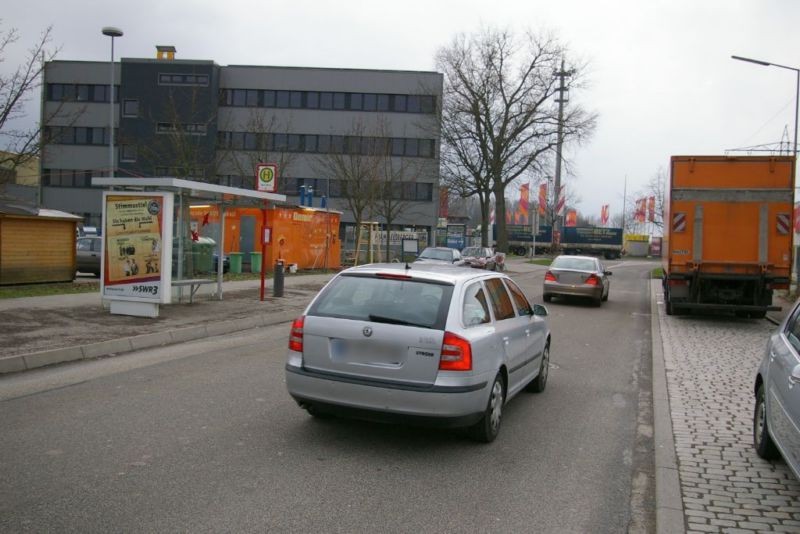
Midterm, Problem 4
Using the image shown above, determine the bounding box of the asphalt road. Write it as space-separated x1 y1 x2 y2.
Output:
0 260 657 533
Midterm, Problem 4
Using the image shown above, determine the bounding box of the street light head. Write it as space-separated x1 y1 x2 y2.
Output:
731 55 771 67
102 26 123 38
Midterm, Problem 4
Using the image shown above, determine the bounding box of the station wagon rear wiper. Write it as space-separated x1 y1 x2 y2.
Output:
368 314 430 328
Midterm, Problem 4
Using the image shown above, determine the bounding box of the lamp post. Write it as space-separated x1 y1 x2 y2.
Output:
732 54 800 289
102 26 123 178
731 55 799 159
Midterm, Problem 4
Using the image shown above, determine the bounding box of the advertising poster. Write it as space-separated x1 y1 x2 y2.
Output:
102 192 174 302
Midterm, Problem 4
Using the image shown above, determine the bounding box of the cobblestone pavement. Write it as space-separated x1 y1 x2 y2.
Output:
656 286 800 533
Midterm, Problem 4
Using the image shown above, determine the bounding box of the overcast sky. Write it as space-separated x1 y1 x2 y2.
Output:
4 0 800 221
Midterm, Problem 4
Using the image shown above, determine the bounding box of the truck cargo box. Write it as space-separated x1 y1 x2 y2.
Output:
663 156 794 316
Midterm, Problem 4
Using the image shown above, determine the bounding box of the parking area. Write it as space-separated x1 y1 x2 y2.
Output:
655 282 800 532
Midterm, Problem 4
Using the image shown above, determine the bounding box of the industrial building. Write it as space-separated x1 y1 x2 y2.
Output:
40 47 443 251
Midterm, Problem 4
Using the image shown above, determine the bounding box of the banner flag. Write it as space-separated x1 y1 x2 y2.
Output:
565 209 577 227
556 186 566 216
647 196 656 223
538 183 547 216
600 204 609 226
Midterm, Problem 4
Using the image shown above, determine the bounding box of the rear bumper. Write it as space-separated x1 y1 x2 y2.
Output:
543 281 602 299
285 364 490 427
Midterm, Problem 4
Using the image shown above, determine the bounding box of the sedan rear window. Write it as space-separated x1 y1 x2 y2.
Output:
552 257 597 271
307 274 453 330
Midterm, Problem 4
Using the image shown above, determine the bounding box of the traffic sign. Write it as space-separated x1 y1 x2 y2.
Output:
255 163 278 193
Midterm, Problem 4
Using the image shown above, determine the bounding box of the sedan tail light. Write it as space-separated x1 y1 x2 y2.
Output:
288 316 305 352
439 331 472 371
544 271 557 282
585 274 601 286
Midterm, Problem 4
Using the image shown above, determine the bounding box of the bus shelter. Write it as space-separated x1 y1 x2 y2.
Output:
93 177 286 317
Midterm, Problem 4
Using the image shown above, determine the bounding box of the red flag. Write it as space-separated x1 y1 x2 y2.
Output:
518 184 530 219
565 209 577 227
795 202 800 233
635 198 646 223
538 184 547 216
647 196 656 223
600 204 609 226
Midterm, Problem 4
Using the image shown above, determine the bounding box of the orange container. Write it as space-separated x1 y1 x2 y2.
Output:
190 205 341 271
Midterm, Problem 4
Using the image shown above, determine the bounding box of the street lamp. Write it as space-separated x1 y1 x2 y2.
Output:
102 26 123 178
731 55 799 158
732 54 800 289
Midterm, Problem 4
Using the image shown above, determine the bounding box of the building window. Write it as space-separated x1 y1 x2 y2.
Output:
318 92 332 110
276 91 290 108
76 84 90 101
263 90 276 107
290 91 303 108
333 92 346 110
377 94 390 111
246 90 259 107
121 145 137 162
392 138 405 156
363 93 377 111
407 95 421 113
158 73 209 86
350 93 363 110
393 95 407 113
306 91 319 109
122 99 139 117
304 134 318 152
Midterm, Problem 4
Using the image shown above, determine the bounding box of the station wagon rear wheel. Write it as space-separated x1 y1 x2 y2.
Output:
469 374 505 443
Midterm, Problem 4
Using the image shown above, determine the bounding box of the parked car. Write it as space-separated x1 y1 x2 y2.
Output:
413 246 464 265
542 254 611 306
753 300 800 480
285 263 551 442
76 236 102 276
461 246 500 271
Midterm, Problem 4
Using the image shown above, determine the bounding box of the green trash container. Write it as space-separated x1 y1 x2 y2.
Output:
229 252 243 274
250 252 262 273
191 237 215 273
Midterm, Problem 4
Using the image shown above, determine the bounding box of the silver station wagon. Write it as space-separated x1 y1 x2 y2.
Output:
285 263 551 442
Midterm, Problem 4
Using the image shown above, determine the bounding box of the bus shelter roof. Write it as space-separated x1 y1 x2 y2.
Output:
92 177 287 205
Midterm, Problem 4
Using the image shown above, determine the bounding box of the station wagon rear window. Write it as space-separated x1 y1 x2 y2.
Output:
307 274 454 330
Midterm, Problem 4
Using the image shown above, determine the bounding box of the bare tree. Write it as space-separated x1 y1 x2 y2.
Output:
436 27 597 252
623 168 666 233
313 120 382 262
216 109 296 188
132 88 219 180
0 23 58 184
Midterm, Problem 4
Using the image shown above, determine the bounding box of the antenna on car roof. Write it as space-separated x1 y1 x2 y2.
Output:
405 262 411 270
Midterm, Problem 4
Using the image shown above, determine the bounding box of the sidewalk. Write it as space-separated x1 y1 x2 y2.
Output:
0 273 336 374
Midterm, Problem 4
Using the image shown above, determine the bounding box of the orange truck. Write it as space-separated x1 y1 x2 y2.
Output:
663 156 795 317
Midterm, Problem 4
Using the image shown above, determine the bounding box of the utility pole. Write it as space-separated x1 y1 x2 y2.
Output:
553 59 572 252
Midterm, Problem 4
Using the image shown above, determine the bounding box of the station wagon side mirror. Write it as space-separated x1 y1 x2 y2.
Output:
605 270 613 276
532 304 548 317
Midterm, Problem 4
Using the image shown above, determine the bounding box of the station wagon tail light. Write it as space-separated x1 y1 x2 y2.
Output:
439 331 472 371
585 274 601 286
289 316 305 352
544 271 557 282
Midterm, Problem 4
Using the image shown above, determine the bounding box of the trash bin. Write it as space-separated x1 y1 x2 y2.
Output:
273 260 284 297
191 237 215 273
250 252 262 273
229 252 243 274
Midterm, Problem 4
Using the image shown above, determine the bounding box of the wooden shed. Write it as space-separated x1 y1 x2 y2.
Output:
0 201 82 285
